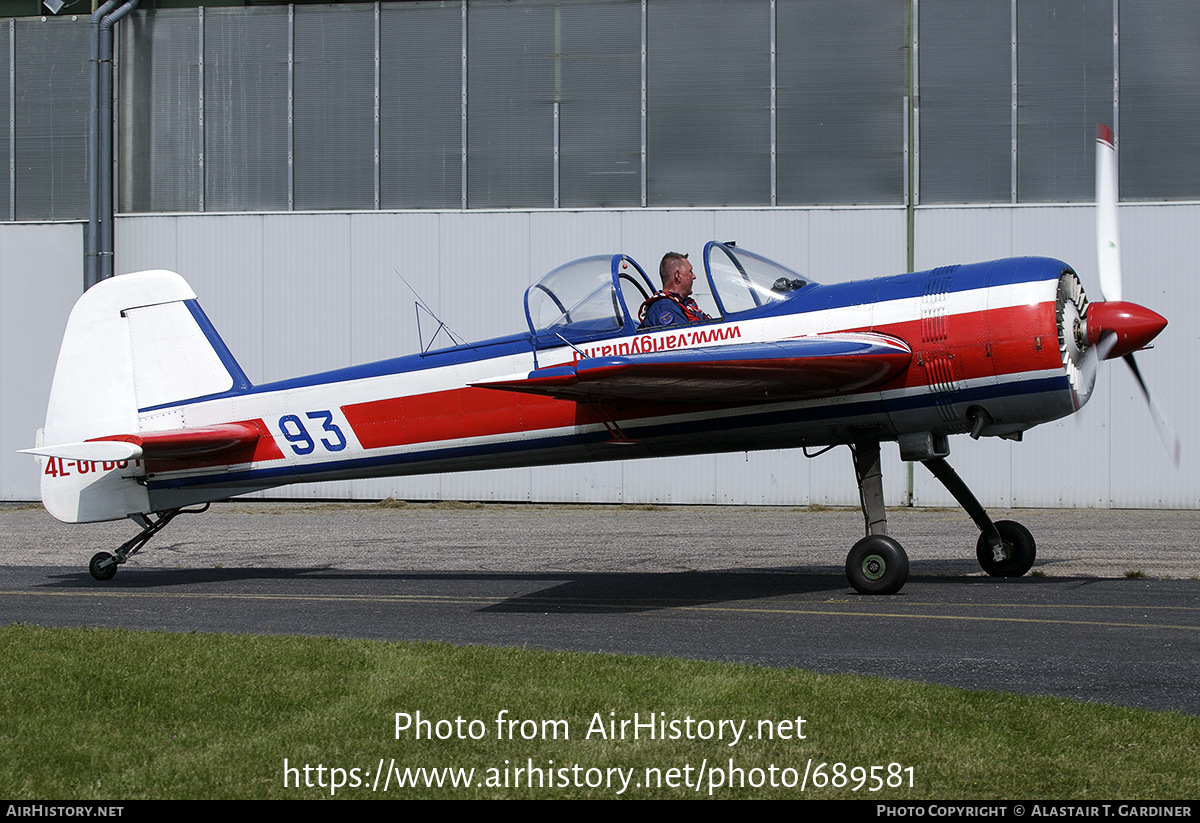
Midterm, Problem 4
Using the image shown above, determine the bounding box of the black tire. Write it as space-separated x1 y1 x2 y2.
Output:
846 535 909 595
89 551 118 581
976 520 1036 577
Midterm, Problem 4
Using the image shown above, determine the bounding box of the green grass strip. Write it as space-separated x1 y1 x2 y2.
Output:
2 624 1196 799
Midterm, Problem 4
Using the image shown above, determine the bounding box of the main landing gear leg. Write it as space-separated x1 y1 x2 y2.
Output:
846 439 909 595
88 504 210 581
921 457 1036 577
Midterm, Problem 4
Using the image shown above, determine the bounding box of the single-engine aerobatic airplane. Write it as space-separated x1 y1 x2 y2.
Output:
25 126 1174 593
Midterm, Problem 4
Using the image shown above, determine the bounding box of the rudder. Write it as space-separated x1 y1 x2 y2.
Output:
29 270 250 523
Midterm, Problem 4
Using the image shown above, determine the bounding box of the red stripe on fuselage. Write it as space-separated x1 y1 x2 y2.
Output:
343 388 600 449
342 300 1062 450
861 300 1061 392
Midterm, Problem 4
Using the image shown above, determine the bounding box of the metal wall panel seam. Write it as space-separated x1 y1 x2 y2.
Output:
552 99 559 209
769 0 776 207
6 20 12 222
460 0 466 211
552 4 559 210
374 1 380 211
197 6 204 212
1010 0 1017 204
1113 0 1119 197
902 102 909 212
639 0 646 209
287 4 294 212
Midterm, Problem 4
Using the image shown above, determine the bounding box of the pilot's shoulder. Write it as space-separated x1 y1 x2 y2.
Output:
639 294 686 328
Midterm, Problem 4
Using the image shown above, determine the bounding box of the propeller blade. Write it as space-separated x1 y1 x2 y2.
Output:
1091 125 1179 466
1096 123 1122 302
1122 352 1181 467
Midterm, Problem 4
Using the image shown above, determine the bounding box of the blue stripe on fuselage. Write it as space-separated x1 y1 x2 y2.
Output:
740 256 1069 323
137 332 538 413
139 256 1069 413
146 374 1070 492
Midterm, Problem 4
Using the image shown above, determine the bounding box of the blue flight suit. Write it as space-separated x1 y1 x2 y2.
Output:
638 291 711 329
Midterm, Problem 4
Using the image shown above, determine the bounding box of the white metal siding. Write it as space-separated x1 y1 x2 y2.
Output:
0 223 84 499
4 205 1195 508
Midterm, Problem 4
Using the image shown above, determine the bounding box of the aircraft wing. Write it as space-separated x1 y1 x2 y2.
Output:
475 332 912 404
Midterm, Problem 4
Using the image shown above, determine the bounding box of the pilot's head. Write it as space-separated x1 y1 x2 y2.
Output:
660 252 695 297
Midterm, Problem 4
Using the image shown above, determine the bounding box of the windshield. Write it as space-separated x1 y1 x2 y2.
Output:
524 254 654 348
703 242 814 316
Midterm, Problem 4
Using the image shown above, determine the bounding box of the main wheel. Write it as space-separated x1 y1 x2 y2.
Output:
976 520 1036 577
89 551 118 581
846 535 909 595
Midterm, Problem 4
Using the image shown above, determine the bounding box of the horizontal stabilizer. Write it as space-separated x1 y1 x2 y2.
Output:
475 333 912 403
21 440 144 461
24 422 266 463
89 422 266 460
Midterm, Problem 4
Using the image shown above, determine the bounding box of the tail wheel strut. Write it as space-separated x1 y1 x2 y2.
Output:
87 503 210 581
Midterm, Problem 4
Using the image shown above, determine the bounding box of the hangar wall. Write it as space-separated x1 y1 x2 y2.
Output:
103 208 908 508
911 205 1195 510
0 203 1147 511
3 206 1193 508
0 222 82 503
2 0 1195 508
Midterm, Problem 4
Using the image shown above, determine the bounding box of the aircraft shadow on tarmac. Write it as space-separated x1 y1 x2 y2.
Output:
471 560 1070 613
31 556 1078 615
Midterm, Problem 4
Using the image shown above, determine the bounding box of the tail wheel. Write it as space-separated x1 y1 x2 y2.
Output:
89 552 118 581
846 535 909 595
976 520 1036 577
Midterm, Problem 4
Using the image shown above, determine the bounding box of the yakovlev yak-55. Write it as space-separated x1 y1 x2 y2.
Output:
25 126 1174 593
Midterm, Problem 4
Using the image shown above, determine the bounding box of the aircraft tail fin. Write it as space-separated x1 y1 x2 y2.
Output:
31 270 251 523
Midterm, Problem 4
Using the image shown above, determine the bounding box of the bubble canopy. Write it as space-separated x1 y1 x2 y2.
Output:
524 254 655 347
702 241 812 316
523 243 815 348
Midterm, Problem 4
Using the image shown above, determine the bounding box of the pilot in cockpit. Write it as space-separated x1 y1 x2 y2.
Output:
638 252 712 329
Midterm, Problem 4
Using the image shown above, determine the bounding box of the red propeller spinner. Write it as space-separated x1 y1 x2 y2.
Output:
1084 299 1166 361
